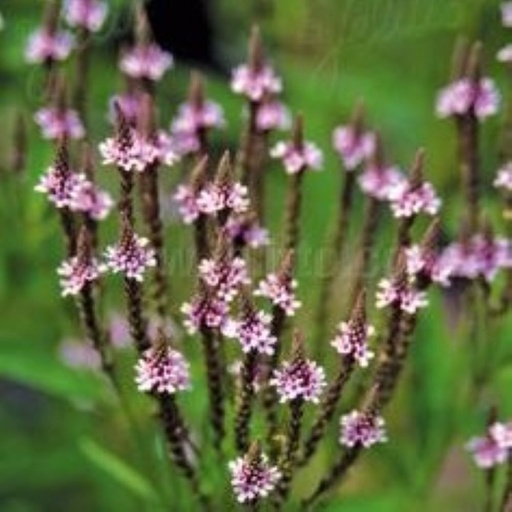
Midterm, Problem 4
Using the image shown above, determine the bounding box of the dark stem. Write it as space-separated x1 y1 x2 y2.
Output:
300 359 355 467
123 277 150 353
59 208 76 257
284 171 304 256
200 327 225 452
235 350 258 453
119 170 135 226
499 452 512 512
73 28 90 130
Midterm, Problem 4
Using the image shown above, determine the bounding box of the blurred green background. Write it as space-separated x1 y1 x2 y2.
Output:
1 0 512 510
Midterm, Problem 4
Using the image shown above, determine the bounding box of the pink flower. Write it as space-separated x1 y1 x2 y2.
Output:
271 358 326 403
119 44 173 82
59 338 101 370
254 273 301 316
331 321 375 368
466 433 508 469
64 0 108 32
358 164 405 201
490 422 512 450
228 451 281 504
171 101 225 134
339 410 387 448
375 278 428 313
494 162 512 191
198 256 250 302
231 64 282 102
69 178 113 220
135 345 190 394
57 255 103 296
35 165 85 209
405 244 451 286
226 310 277 355
436 78 500 119
197 183 249 215
389 181 441 218
181 295 230 334
173 184 200 224
99 126 159 172
332 126 376 171
502 2 512 26
104 232 156 281
255 101 290 132
497 44 512 63
34 107 85 140
108 93 142 126
25 28 74 63
224 215 270 248
270 140 323 174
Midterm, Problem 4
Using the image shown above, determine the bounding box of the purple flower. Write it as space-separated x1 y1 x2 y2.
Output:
196 183 250 215
375 278 428 313
181 294 230 334
119 43 173 82
224 215 270 248
171 100 225 135
99 124 159 172
254 273 301 316
35 164 85 209
231 64 282 102
104 231 156 281
467 432 508 469
331 321 375 368
108 92 142 126
436 78 500 119
404 244 451 286
59 338 101 370
135 345 190 394
332 125 376 171
57 254 103 296
34 107 85 140
502 2 512 26
358 163 405 201
494 162 512 191
25 28 75 63
173 184 200 224
226 310 277 355
490 421 512 450
255 100 291 132
69 178 113 220
339 410 387 448
271 358 326 403
64 0 108 32
389 181 441 218
198 256 250 302
228 450 281 504
270 140 323 174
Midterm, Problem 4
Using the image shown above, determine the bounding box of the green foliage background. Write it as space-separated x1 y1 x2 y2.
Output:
1 0 512 510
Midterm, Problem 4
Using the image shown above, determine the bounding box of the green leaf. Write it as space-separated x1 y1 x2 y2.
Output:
80 438 159 504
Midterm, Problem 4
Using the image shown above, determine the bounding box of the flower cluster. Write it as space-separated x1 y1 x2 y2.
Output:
270 140 323 174
173 184 200 224
35 164 85 209
119 43 173 82
224 215 270 249
404 244 451 286
64 0 108 32
389 181 441 218
226 309 277 355
196 182 250 215
255 100 290 132
34 107 85 140
331 320 375 368
467 420 512 468
26 28 75 63
494 162 512 191
254 272 301 316
228 450 281 504
358 163 405 201
198 256 250 302
135 345 191 394
332 125 376 171
104 232 156 281
376 274 428 314
181 294 230 335
271 358 326 403
436 78 500 119
339 410 387 448
57 254 103 296
231 64 282 102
